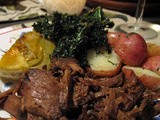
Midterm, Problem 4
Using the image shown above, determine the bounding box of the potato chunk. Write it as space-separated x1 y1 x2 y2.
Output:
0 30 55 80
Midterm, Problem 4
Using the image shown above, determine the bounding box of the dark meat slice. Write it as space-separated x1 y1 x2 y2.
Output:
0 93 46 120
27 113 44 120
50 58 125 119
50 58 84 76
77 104 98 120
127 90 160 120
94 88 119 120
118 70 145 111
78 72 124 87
1 95 26 120
0 58 160 120
77 88 119 120
77 69 147 120
50 58 85 113
19 58 84 120
117 110 135 120
19 68 65 119
73 77 92 107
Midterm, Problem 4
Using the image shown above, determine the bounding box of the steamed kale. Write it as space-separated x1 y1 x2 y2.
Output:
33 6 114 66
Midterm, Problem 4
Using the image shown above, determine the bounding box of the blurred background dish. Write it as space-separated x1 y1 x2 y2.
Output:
39 0 87 15
0 0 46 23
0 0 17 5
86 0 160 24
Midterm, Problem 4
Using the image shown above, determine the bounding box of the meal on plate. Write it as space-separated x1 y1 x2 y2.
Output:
0 7 160 120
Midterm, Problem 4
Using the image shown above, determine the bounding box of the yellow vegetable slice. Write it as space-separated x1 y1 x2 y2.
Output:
0 30 55 80
33 37 55 69
147 43 160 58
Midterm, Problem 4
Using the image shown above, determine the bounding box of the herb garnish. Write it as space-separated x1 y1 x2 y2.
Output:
33 6 114 66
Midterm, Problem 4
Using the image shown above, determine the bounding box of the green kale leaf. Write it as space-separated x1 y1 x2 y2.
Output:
33 6 114 66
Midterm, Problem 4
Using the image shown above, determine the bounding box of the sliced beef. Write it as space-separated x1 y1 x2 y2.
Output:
1 95 26 120
18 58 86 120
78 72 124 87
19 68 65 119
73 81 93 107
118 70 145 111
27 113 44 120
77 67 148 120
50 58 84 76
0 58 160 120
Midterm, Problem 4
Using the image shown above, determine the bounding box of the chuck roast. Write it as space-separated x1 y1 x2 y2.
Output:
18 58 85 119
19 68 65 119
0 58 160 120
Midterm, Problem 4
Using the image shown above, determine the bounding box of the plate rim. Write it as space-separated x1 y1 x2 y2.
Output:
0 27 33 35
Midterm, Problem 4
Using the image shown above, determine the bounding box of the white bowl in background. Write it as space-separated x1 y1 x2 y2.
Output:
38 0 86 15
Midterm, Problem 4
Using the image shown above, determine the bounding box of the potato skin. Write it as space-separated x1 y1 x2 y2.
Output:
107 32 126 47
87 47 122 77
114 33 148 66
87 61 122 77
123 66 160 92
143 55 160 75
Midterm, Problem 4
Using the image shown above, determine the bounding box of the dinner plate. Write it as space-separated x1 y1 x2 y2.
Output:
0 26 160 119
0 27 32 119
0 27 33 61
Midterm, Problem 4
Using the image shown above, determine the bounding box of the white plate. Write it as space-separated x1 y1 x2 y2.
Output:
0 26 159 119
0 27 32 118
0 27 33 92
0 27 33 59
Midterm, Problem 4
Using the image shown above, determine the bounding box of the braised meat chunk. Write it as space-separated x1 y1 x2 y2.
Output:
19 68 65 119
0 58 159 120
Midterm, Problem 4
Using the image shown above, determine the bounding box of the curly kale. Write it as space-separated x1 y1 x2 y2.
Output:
33 6 114 66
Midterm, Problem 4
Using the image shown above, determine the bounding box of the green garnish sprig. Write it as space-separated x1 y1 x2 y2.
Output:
33 6 114 66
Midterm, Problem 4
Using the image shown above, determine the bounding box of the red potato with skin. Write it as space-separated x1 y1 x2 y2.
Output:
107 32 126 47
123 66 160 92
142 55 160 75
87 62 122 77
113 33 148 66
87 47 122 77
